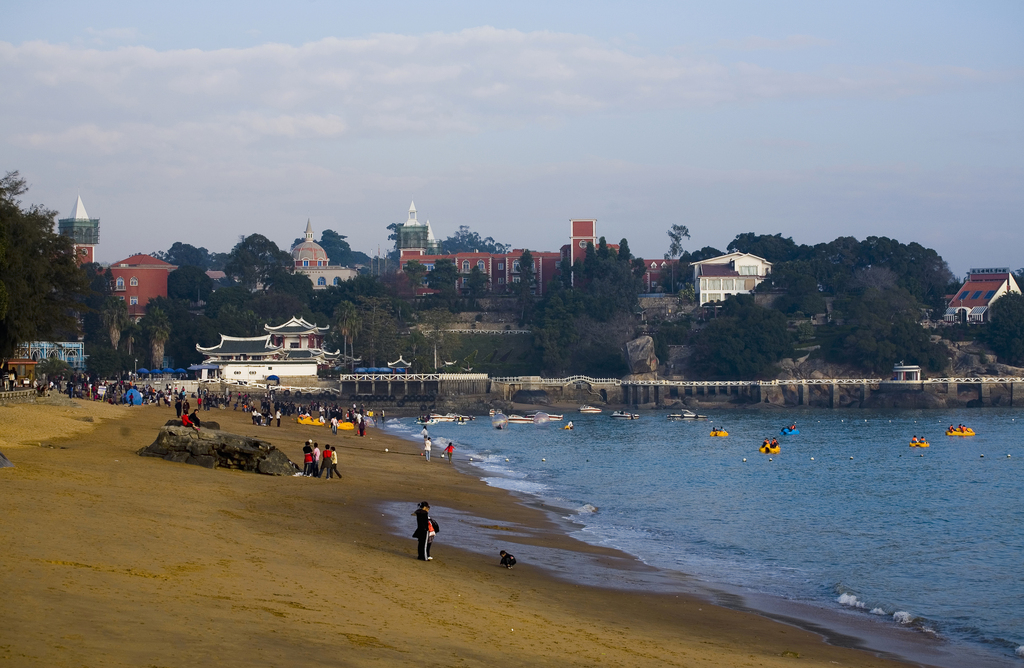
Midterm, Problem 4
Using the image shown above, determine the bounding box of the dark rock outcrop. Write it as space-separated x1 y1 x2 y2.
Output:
140 426 297 475
623 336 659 380
164 419 220 430
512 389 549 405
0 450 12 468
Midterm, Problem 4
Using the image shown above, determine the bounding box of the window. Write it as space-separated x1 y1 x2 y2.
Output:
425 264 434 271
129 276 138 286
317 277 327 286
477 260 485 271
333 277 340 286
512 260 521 272
303 260 309 267
115 277 125 290
709 279 722 290
462 260 470 272
958 291 970 300
985 290 996 299
118 296 125 301
498 277 505 284
290 342 300 348
721 279 734 291
497 262 504 270
129 296 138 305
554 261 561 269
739 265 758 276
972 291 983 299
512 276 521 283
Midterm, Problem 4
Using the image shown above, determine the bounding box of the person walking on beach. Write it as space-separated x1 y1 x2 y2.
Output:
312 442 321 478
444 442 454 463
275 408 281 427
423 437 431 462
302 440 313 476
331 415 338 435
174 397 182 418
327 445 341 479
412 502 438 561
357 414 366 437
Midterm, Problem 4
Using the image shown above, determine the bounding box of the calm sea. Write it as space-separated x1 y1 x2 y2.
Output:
388 409 1024 665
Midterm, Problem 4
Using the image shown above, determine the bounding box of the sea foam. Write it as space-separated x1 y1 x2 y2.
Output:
893 611 914 624
1015 645 1023 658
836 593 866 609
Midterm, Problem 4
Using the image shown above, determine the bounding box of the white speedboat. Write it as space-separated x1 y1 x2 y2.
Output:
667 410 708 420
526 411 563 421
507 415 534 424
610 411 640 420
578 405 602 414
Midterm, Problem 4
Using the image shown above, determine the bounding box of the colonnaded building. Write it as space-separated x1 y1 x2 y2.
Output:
196 317 341 382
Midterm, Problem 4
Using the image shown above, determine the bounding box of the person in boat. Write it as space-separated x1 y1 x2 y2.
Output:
770 437 779 448
566 421 574 430
762 438 771 448
789 424 796 431
911 435 918 443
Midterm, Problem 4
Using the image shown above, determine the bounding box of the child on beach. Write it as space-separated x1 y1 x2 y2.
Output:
499 550 516 569
444 442 454 463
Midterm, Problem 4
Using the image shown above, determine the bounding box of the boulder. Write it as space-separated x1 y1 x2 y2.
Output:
623 336 659 376
0 450 12 468
164 419 220 430
139 426 298 475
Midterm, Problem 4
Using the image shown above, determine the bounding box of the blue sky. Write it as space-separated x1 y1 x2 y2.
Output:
2 1 1021 275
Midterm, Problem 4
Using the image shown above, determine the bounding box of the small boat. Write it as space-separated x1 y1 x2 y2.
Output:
416 416 438 425
709 429 729 437
527 411 563 421
946 428 975 437
667 410 707 420
579 405 602 414
507 415 534 424
909 441 930 447
759 443 780 453
610 411 640 420
780 427 800 435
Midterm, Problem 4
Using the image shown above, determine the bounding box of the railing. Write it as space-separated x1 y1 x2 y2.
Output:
441 329 532 335
490 375 622 385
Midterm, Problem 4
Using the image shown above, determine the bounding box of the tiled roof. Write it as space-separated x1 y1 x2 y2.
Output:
197 335 281 355
947 279 1005 308
265 316 329 335
699 264 739 277
114 254 175 268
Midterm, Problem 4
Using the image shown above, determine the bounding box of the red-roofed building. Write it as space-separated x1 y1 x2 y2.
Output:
109 254 177 319
944 268 1021 324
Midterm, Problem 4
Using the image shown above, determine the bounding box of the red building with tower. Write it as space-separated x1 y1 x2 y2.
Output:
108 254 177 319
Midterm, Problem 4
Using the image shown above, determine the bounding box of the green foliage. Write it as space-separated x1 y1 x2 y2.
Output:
101 296 130 350
36 356 71 379
822 287 947 374
665 224 691 260
0 171 89 360
448 334 543 376
442 225 510 255
691 295 793 379
355 296 399 367
466 265 488 297
224 234 291 290
727 233 800 263
167 265 214 301
141 306 171 368
512 250 536 324
426 258 460 303
317 229 371 267
156 242 212 269
985 292 1024 365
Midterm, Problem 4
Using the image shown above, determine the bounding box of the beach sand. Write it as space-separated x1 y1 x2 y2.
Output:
0 400 913 667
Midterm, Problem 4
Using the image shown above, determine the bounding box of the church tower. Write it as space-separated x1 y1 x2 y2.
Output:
58 195 99 265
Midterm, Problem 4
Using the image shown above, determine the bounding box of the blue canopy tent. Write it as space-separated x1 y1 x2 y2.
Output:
125 388 143 405
137 368 150 375
266 375 280 383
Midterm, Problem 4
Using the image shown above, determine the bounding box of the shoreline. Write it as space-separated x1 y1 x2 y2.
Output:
392 415 1019 668
0 401 988 666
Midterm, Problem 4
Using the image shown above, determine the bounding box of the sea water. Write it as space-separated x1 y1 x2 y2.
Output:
391 410 1024 664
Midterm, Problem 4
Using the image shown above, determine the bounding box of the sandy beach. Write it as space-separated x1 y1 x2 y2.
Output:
0 399 915 667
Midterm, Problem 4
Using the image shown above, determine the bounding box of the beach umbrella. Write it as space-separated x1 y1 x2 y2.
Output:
137 368 150 374
175 368 186 373
267 375 280 381
163 367 175 374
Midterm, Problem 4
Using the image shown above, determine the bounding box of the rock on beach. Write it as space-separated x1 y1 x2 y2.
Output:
139 425 297 475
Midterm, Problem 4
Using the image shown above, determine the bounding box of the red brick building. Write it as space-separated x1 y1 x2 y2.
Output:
109 254 177 319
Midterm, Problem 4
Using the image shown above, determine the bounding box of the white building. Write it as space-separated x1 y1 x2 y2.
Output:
944 268 1021 324
196 317 341 382
291 220 358 289
692 252 772 305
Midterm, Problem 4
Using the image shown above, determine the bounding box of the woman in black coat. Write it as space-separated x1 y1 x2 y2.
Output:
412 502 439 561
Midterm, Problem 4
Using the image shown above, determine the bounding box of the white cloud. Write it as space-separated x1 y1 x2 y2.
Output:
0 28 1005 154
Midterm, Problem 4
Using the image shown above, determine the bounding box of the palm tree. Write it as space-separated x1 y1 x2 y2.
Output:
333 301 360 370
144 307 171 369
101 296 130 350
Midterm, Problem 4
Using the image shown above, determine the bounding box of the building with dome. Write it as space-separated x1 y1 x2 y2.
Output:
291 220 358 289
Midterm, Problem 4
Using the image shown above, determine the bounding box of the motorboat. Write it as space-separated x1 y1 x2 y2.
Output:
507 415 534 424
578 405 602 414
667 410 707 420
610 411 640 420
527 411 563 421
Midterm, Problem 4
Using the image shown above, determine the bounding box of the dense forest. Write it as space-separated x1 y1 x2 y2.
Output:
4 172 1024 382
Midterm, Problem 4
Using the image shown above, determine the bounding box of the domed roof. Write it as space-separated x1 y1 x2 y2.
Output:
292 241 328 263
292 219 329 264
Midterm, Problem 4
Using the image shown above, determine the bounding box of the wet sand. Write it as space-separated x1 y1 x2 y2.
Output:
0 401 916 667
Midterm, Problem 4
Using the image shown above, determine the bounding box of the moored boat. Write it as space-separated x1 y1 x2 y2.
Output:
610 411 640 420
507 415 534 424
667 410 707 420
578 405 602 414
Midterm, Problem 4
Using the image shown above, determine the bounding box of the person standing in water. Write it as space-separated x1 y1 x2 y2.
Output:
443 442 454 463
412 502 438 561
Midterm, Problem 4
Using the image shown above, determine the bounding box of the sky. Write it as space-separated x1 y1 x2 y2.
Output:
2 1 1021 277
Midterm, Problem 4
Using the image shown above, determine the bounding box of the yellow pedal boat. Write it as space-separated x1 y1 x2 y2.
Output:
709 430 728 437
945 428 975 437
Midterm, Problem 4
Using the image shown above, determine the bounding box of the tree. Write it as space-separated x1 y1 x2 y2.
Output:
466 265 488 297
403 260 428 291
332 301 361 369
420 308 456 371
224 234 291 291
986 292 1024 365
167 265 214 302
442 225 510 254
512 250 536 324
665 224 691 261
101 296 130 350
727 233 799 263
355 296 398 367
691 295 793 379
156 242 211 268
142 307 171 369
426 259 459 303
0 171 89 360
294 229 371 267
36 356 70 381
